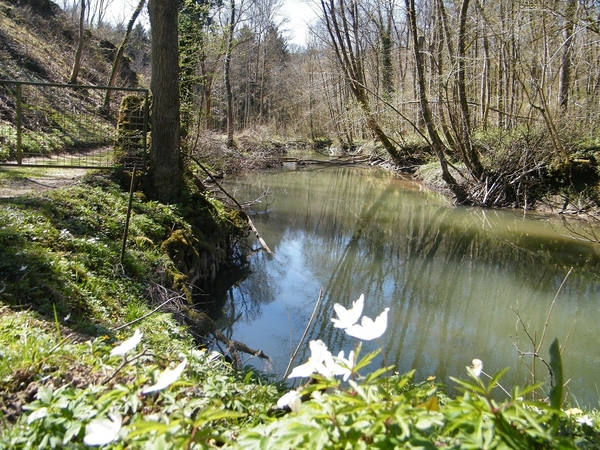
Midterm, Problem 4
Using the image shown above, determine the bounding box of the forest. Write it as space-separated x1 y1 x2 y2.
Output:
171 0 600 208
1 0 600 448
4 0 600 208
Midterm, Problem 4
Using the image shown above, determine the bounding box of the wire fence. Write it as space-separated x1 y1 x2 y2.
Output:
0 80 148 169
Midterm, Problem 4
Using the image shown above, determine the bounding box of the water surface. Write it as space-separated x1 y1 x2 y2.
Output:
219 164 600 406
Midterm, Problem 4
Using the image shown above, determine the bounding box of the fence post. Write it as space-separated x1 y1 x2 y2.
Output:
16 83 22 165
120 165 137 264
143 89 149 168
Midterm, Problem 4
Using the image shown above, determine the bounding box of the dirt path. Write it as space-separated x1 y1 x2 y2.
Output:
0 167 90 198
0 147 114 198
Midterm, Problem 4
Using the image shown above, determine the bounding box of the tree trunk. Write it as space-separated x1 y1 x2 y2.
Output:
147 0 182 202
558 0 576 111
457 0 483 179
68 0 86 84
405 0 467 203
224 0 236 148
102 0 146 112
320 0 402 163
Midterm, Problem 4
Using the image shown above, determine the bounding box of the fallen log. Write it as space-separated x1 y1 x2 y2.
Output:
190 155 274 256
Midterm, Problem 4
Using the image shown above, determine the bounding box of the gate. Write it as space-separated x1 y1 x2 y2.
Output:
0 80 148 169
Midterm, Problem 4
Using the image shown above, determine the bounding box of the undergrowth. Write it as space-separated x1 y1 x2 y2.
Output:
0 174 599 448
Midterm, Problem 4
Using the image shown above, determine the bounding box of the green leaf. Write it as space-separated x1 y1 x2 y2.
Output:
62 421 82 445
548 338 563 410
352 348 381 373
449 377 487 396
27 406 48 424
192 407 246 427
35 386 54 404
364 365 395 383
127 421 171 439
487 367 510 394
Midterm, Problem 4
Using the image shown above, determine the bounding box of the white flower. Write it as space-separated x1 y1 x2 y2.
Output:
565 408 584 417
83 413 122 446
110 329 142 357
470 359 483 377
191 349 221 363
142 359 187 394
333 350 355 381
331 294 364 329
345 308 390 341
288 340 350 380
277 390 302 414
577 415 594 427
288 340 334 379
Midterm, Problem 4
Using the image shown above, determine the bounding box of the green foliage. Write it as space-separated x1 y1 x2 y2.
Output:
1 176 599 449
2 292 600 449
0 316 280 449
0 174 237 328
549 338 564 411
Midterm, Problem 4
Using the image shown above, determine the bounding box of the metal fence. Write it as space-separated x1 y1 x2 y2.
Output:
0 80 148 169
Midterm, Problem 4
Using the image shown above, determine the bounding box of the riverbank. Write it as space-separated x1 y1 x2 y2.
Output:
1 167 600 447
193 132 600 218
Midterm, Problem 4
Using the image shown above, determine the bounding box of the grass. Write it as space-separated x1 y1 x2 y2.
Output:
1 173 600 448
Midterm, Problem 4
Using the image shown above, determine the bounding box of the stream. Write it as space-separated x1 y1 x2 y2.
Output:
219 163 600 407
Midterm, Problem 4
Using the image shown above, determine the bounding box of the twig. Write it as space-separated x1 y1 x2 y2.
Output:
538 267 573 350
112 292 185 331
282 288 324 380
511 307 537 353
481 370 511 397
103 349 149 384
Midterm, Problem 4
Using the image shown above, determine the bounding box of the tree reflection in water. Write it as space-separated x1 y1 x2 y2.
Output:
221 165 600 406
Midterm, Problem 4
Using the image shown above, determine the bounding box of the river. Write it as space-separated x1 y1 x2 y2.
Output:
219 163 600 407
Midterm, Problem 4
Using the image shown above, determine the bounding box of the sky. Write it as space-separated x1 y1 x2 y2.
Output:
278 0 319 47
105 0 318 48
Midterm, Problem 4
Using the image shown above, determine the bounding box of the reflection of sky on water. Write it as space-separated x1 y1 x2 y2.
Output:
220 166 600 407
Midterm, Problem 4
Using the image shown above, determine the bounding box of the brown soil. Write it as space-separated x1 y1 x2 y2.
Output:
0 167 90 198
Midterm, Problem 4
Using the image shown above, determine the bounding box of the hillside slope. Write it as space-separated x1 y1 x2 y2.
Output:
0 0 145 86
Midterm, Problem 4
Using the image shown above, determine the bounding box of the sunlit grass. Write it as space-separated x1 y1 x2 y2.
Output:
2 174 598 448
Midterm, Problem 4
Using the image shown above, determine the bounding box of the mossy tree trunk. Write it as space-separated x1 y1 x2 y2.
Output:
147 0 182 202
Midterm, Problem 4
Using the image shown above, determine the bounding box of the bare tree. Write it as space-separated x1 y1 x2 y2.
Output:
102 0 146 112
68 0 86 84
558 0 577 111
224 0 236 147
319 0 402 163
405 0 466 202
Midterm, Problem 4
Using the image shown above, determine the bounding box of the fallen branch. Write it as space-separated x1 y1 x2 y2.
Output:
246 215 273 255
190 155 273 255
213 329 268 359
282 288 324 380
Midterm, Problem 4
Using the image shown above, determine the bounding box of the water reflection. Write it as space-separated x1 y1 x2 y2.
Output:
220 165 600 406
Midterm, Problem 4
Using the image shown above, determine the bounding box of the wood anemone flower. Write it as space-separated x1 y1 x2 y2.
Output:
470 359 483 377
344 308 390 341
334 350 355 381
277 390 302 414
83 413 122 446
331 294 364 329
287 340 346 379
110 329 142 357
142 359 188 394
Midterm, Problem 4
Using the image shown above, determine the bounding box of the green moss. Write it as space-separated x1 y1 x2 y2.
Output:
0 174 243 333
